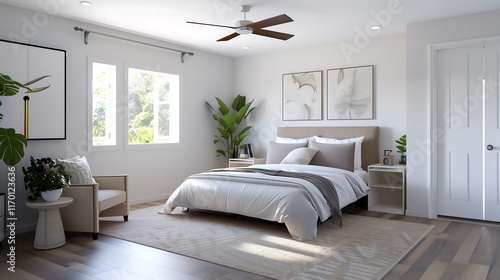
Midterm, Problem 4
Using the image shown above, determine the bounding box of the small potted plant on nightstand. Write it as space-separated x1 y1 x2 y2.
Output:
395 134 407 164
23 156 71 202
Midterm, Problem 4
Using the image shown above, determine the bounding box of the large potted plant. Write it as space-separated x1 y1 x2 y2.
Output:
206 95 255 159
0 73 50 166
23 156 71 201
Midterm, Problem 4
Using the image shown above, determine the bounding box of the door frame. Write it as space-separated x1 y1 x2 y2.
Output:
428 35 500 219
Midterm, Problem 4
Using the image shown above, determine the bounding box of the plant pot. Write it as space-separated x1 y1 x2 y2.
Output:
399 155 406 165
41 189 62 202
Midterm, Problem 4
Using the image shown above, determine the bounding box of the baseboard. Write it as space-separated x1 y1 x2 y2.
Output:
130 193 170 206
16 223 37 233
405 209 428 218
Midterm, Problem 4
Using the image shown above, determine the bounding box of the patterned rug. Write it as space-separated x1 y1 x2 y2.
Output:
100 206 433 280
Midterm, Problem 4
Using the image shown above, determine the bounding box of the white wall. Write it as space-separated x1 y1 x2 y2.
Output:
0 4 233 231
234 34 407 163
406 9 500 218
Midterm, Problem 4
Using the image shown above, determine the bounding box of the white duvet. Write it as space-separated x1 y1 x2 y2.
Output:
161 164 369 241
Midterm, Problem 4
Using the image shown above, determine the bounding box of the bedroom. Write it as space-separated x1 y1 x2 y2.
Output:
1 0 500 279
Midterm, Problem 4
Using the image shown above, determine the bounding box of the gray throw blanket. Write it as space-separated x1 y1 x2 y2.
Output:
211 167 342 226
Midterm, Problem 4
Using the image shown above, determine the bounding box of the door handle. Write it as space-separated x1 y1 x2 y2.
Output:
487 144 494 151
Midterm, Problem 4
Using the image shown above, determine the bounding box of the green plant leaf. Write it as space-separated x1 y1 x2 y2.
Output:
238 126 252 138
235 102 253 124
395 135 407 154
217 128 231 139
0 128 27 166
216 97 230 115
224 114 235 126
26 85 50 93
232 95 246 111
216 150 226 157
216 116 229 129
0 74 27 96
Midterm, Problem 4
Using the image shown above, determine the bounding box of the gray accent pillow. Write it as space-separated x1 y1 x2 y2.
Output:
309 140 355 172
266 141 309 164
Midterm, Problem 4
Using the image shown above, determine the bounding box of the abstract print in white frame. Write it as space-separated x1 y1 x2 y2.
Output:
282 70 322 121
327 65 373 120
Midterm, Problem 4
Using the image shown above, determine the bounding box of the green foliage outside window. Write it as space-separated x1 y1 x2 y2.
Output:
128 69 172 144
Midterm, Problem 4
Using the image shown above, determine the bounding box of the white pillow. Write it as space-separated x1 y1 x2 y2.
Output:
275 136 311 143
313 136 364 170
57 156 96 184
280 148 318 165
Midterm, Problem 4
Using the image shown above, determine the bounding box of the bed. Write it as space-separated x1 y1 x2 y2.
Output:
162 126 379 240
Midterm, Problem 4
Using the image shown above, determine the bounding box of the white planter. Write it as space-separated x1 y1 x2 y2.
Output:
41 189 62 202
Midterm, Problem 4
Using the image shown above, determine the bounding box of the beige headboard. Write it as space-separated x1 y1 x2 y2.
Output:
277 126 379 171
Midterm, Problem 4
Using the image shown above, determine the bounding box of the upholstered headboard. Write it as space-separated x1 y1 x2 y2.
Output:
277 126 379 171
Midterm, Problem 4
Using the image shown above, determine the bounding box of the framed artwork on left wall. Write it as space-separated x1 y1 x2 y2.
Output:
0 39 66 140
282 70 322 121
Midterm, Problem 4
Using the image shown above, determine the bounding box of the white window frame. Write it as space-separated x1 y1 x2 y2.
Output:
87 57 124 151
124 64 180 150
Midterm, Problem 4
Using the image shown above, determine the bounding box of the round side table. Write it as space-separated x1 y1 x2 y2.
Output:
26 197 73 250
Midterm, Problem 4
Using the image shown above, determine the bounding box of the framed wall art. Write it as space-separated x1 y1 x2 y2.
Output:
282 70 322 121
327 65 373 120
0 39 66 140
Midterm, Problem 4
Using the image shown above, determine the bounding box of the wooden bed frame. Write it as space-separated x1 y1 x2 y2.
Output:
277 126 380 171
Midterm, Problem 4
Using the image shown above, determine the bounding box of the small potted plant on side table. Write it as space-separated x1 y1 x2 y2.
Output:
23 156 71 202
395 134 407 164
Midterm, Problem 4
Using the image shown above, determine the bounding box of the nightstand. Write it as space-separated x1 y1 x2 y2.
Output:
367 164 406 215
228 158 266 168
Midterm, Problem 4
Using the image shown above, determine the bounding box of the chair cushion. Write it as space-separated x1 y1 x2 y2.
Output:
98 190 126 211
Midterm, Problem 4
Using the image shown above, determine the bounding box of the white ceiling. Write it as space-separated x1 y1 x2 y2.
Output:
3 0 500 57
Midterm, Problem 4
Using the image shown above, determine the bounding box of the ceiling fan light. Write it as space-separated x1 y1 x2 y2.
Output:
237 27 253 35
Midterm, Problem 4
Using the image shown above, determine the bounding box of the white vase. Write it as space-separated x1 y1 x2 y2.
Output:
41 189 62 202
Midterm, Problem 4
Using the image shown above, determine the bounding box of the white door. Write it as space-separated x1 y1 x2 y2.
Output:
484 43 500 222
436 45 484 220
437 43 500 222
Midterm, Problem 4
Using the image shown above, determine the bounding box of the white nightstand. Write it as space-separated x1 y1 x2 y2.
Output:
367 164 406 215
228 158 266 168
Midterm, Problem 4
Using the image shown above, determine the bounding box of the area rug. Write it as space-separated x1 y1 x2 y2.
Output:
100 206 433 280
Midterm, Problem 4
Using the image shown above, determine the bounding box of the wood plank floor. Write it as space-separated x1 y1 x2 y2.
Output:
1 200 500 279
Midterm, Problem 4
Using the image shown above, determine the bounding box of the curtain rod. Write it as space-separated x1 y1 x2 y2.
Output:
74 27 194 63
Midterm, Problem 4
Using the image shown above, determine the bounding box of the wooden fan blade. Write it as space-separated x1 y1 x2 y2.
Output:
217 32 240 42
187 21 237 29
252 29 294 41
248 14 293 29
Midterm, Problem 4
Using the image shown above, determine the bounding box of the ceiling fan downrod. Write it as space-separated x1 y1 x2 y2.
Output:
237 5 253 34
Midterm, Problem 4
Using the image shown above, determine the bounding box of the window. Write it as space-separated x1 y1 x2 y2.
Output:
91 62 116 146
90 60 180 150
127 68 179 145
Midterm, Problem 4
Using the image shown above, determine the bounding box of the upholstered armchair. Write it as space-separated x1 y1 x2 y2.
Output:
60 174 129 240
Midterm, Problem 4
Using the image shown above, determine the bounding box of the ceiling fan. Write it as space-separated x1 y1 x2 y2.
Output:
187 5 294 42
